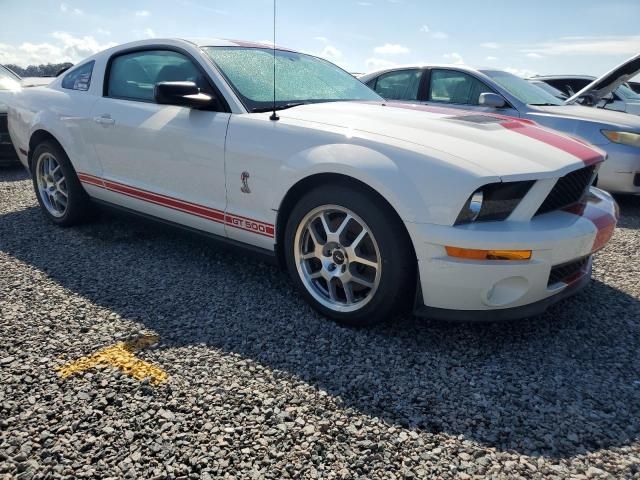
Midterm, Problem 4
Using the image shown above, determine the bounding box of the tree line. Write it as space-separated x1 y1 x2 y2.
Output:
4 63 74 78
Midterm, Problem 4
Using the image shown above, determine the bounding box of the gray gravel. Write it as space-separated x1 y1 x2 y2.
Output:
1 164 639 479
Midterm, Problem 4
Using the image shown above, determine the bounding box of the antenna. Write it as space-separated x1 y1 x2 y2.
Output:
269 0 279 121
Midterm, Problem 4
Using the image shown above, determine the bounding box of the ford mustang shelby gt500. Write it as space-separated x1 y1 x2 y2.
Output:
6 39 618 326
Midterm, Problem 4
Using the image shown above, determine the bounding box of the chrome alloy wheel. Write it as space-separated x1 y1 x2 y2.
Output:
294 205 382 313
35 152 68 218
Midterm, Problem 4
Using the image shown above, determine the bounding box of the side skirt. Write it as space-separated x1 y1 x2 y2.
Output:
91 198 279 266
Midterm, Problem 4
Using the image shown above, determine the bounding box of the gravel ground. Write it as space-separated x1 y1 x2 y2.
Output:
1 165 639 479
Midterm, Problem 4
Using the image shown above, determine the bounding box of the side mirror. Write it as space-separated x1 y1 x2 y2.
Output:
479 92 506 108
154 81 214 108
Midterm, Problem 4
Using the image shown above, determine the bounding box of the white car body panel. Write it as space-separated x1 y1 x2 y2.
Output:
6 39 619 319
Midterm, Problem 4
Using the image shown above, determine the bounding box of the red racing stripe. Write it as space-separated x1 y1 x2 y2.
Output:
563 195 618 253
500 121 604 166
77 173 275 238
374 102 604 166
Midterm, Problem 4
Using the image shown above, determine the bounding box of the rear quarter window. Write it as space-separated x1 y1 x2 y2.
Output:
61 61 95 91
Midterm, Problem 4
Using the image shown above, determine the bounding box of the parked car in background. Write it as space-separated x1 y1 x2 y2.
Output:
531 75 640 115
529 54 640 116
360 64 640 194
6 38 618 324
0 65 22 166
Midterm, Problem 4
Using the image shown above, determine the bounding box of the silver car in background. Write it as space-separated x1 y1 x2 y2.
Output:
360 63 640 194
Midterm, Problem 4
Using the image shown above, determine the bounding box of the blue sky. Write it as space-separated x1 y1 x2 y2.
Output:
1 0 639 79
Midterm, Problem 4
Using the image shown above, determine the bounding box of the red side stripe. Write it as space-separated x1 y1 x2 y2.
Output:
78 173 275 238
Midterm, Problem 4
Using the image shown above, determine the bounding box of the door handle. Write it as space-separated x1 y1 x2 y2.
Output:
93 114 115 126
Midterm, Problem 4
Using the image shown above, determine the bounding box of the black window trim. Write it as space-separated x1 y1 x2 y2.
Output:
61 60 95 91
103 45 230 113
424 67 513 109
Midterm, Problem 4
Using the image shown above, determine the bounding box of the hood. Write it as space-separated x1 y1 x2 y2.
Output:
20 77 54 88
280 101 603 180
566 53 640 104
529 104 640 130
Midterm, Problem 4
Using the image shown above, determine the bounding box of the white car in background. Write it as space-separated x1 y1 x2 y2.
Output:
6 39 617 325
361 60 640 195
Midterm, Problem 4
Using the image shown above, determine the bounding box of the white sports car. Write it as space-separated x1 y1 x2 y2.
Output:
6 39 618 326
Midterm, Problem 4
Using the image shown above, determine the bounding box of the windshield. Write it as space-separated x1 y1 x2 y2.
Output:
482 70 564 106
202 46 382 112
529 80 568 100
0 65 21 90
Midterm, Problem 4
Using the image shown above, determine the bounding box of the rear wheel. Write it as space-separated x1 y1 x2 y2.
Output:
284 184 415 326
31 141 92 226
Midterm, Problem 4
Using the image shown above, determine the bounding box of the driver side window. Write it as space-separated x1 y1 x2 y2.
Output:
429 69 493 106
106 50 210 102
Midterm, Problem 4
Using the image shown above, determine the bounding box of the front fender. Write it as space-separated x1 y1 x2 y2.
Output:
273 143 425 223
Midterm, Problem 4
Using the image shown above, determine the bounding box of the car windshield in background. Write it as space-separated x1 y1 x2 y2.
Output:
0 65 21 90
617 83 640 100
530 81 568 100
202 46 382 112
482 70 564 106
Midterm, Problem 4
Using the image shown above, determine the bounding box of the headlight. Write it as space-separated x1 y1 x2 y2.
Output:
601 130 640 148
455 181 535 225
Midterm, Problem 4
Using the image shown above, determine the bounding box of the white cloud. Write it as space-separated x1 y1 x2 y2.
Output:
60 3 82 15
319 45 343 63
480 42 501 49
430 31 448 40
525 52 543 59
486 56 498 61
365 57 397 72
97 28 111 36
523 35 640 56
143 28 156 38
373 43 410 55
0 31 117 67
443 52 464 65
314 36 328 43
135 10 150 17
420 25 430 33
504 67 538 78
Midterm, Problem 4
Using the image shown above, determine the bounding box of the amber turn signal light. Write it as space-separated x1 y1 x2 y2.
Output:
445 246 532 261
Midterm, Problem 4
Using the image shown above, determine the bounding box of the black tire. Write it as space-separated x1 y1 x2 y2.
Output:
31 140 93 226
284 183 415 327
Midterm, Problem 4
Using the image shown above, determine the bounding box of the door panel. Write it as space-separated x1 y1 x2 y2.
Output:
89 48 230 236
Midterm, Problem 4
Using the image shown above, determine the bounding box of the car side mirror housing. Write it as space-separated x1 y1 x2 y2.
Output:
154 81 214 108
479 92 506 108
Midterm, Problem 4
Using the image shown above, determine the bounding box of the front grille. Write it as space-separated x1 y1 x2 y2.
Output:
536 165 596 216
547 256 590 286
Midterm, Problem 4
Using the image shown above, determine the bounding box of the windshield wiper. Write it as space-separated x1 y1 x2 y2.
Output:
529 103 559 106
251 102 307 113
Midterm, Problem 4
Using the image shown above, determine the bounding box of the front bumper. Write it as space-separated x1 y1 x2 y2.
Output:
408 187 618 321
596 142 640 194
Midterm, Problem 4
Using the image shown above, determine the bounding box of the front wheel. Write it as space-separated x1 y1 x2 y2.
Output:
284 184 415 327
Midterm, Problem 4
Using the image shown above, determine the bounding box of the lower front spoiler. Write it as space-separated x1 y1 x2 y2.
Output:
414 265 592 322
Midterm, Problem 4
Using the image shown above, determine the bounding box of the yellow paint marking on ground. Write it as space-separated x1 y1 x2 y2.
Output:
57 335 168 384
